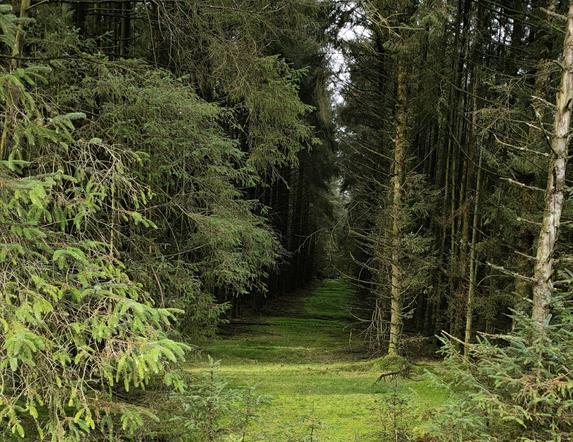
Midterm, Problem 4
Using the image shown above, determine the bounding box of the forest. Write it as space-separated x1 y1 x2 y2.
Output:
1 0 573 440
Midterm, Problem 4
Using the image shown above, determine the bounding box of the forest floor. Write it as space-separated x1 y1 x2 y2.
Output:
188 280 448 441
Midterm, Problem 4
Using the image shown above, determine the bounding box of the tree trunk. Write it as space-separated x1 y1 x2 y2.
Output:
388 61 407 356
531 2 573 325
464 140 482 356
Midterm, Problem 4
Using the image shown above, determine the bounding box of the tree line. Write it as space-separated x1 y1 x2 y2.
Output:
337 0 573 357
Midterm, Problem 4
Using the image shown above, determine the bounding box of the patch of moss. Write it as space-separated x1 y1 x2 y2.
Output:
187 280 449 441
371 354 409 372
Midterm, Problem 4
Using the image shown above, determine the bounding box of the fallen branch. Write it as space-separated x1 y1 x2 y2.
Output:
374 365 412 383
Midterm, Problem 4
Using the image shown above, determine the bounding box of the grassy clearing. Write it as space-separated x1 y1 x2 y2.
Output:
187 280 447 441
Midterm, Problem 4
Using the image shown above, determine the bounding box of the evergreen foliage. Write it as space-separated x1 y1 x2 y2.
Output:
2 0 573 438
0 0 335 439
433 273 573 440
334 0 573 357
0 8 189 439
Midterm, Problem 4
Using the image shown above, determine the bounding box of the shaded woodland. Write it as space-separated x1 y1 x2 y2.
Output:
1 0 573 440
334 0 573 355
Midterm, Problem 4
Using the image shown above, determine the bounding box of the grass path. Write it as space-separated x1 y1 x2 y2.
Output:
189 280 446 441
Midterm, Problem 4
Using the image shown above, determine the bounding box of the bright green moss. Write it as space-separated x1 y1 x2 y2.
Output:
188 280 448 440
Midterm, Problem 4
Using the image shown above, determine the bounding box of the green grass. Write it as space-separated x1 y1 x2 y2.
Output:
187 279 448 441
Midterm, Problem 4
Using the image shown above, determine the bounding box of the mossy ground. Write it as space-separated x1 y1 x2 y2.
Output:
187 280 448 441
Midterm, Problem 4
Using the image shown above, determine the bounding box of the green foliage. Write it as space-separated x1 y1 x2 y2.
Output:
124 0 338 298
0 1 329 438
378 378 416 442
149 0 316 175
0 8 191 440
431 274 573 441
0 99 189 442
59 59 281 306
171 356 268 441
29 12 285 336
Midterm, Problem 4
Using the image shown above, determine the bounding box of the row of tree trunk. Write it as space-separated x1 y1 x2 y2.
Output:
340 0 573 355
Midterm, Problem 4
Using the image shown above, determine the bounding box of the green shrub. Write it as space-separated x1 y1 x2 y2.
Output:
431 272 573 441
0 7 189 440
170 357 268 441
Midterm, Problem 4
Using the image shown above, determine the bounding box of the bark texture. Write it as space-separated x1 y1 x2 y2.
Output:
388 61 407 356
531 1 573 325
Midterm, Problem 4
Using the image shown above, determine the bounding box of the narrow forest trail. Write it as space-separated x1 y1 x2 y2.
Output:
189 280 447 441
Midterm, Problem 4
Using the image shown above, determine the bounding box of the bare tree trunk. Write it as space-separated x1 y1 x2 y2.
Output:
531 2 573 325
388 61 407 356
513 0 556 322
464 141 482 356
